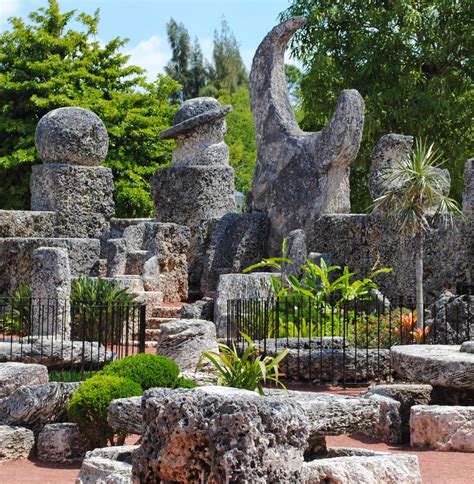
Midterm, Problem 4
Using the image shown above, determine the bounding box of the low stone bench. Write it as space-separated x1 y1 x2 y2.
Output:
410 405 474 451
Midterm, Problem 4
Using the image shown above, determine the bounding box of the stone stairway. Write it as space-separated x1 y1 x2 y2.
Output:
144 302 188 348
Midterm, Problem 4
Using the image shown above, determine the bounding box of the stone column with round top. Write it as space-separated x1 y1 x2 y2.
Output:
31 107 115 239
151 97 236 289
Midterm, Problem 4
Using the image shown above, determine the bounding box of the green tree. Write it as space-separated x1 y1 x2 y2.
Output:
0 0 179 216
281 0 473 212
373 140 463 328
212 18 248 92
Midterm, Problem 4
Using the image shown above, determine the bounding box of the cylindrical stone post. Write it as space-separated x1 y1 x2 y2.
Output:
31 247 71 340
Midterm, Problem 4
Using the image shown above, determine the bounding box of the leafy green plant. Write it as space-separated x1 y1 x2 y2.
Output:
70 276 137 342
100 353 180 390
0 283 32 334
198 333 289 395
174 376 198 389
67 374 143 447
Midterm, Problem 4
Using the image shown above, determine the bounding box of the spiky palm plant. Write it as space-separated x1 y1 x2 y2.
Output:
373 139 463 328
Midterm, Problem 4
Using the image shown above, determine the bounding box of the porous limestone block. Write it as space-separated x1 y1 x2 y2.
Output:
0 425 35 462
0 362 49 398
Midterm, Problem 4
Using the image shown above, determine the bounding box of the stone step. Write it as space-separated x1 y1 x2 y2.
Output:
145 329 161 341
151 305 186 319
133 291 164 319
125 250 149 275
147 317 173 329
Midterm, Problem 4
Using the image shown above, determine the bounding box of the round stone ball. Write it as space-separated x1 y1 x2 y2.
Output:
173 97 222 125
35 107 109 165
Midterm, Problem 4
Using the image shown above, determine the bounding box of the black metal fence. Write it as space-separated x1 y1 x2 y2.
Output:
0 297 147 380
227 294 473 386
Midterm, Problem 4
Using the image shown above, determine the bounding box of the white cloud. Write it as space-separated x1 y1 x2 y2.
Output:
0 0 21 26
125 35 171 81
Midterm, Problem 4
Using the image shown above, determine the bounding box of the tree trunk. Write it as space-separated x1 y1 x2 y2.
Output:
414 231 424 330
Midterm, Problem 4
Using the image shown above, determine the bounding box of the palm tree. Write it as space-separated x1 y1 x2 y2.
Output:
373 139 464 329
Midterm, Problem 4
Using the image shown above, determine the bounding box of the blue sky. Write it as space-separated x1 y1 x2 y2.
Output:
1 0 296 80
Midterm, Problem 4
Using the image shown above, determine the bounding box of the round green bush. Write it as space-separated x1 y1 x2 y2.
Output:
67 374 143 446
100 353 180 390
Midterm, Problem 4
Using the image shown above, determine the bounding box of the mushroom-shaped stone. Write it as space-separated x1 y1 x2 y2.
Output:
35 107 109 165
160 97 232 166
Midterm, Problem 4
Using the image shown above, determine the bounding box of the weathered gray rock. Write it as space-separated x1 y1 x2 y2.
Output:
410 405 474 451
108 397 143 435
180 298 214 321
0 237 100 296
106 238 127 277
214 272 275 338
35 107 108 166
391 344 474 390
0 362 48 398
153 97 236 289
77 446 137 484
30 164 115 238
0 425 35 462
133 386 310 483
37 423 92 463
0 210 56 238
301 454 421 484
369 134 414 203
156 319 218 370
249 17 364 254
0 382 81 431
282 229 307 277
426 293 474 344
0 339 114 369
461 341 474 353
31 246 71 338
200 212 270 295
463 158 473 217
363 384 432 442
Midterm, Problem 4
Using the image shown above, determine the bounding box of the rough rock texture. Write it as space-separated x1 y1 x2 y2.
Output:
0 237 100 296
31 246 71 338
0 339 114 369
369 134 414 203
106 238 127 277
391 345 474 389
152 166 235 288
262 338 392 383
410 405 474 451
301 454 421 484
133 386 310 483
77 446 138 484
214 272 275 338
153 97 236 290
364 384 432 442
282 229 307 278
35 107 108 166
37 423 92 463
0 362 49 398
461 341 474 353
30 164 115 238
180 298 214 321
0 382 81 431
309 214 471 301
155 319 218 370
464 158 473 218
249 17 364 254
200 212 270 295
267 389 400 444
0 425 35 462
0 210 56 238
108 397 143 435
426 293 474 344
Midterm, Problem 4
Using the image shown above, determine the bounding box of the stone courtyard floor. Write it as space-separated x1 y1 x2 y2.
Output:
1 386 473 483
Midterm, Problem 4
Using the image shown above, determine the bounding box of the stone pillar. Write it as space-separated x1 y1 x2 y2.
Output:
31 107 114 239
31 247 71 339
151 98 236 290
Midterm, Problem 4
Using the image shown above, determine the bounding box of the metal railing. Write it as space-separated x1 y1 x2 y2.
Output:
0 297 147 380
226 294 473 386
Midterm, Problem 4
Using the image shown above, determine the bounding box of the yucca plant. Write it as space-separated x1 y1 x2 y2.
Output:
70 277 137 342
198 333 289 395
373 139 464 328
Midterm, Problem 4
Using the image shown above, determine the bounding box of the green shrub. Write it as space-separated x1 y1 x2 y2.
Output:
175 376 198 389
0 283 32 335
100 353 180 390
70 276 137 342
67 374 143 446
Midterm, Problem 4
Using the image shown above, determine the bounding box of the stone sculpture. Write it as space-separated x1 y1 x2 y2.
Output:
249 17 365 254
152 97 236 288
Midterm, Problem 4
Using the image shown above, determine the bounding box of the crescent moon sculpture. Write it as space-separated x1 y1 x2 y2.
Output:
249 17 365 255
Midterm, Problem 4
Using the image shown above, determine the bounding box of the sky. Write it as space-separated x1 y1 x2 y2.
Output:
0 0 297 80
